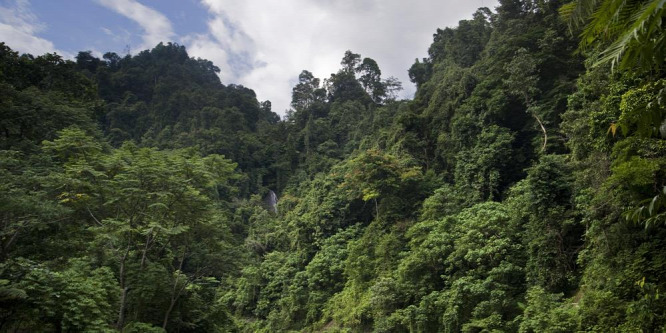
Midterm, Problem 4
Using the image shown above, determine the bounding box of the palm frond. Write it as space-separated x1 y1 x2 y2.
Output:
560 0 603 29
563 0 666 71
594 0 666 70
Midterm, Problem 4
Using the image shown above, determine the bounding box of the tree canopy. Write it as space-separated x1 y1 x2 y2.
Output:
1 0 665 331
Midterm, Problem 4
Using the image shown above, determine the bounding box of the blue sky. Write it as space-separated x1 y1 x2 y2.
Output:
0 0 498 115
32 0 208 56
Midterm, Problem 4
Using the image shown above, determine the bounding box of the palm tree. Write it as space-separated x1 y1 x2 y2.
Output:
560 0 666 72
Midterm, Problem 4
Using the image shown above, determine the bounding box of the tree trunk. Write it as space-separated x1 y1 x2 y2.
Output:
531 111 548 151
162 296 178 330
162 251 186 330
116 246 130 330
140 230 153 270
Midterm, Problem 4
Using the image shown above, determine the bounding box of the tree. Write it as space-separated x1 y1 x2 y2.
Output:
341 148 422 217
504 48 549 151
560 0 666 72
40 128 240 331
356 58 385 103
341 50 361 72
291 70 326 111
76 51 102 74
408 58 431 87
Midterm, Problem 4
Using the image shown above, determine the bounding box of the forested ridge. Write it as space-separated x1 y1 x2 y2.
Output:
1 0 666 331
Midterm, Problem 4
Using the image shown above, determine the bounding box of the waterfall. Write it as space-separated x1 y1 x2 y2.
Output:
265 190 278 213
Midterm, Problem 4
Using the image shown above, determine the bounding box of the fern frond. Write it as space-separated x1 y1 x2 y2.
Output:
0 286 28 301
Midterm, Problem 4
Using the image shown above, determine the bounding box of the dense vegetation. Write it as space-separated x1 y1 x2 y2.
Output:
1 0 665 331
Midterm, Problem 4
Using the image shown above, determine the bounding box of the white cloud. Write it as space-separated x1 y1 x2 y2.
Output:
193 0 498 115
96 0 175 50
1 0 499 117
0 0 69 57
182 33 234 80
101 27 113 36
100 26 133 49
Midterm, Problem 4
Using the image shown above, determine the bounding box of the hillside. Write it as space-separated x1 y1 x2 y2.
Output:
1 0 665 332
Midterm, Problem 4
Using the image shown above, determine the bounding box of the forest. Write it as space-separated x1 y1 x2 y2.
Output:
1 0 665 331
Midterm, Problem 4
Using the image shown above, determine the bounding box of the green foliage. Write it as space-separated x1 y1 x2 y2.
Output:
514 155 584 292
1 0 666 331
122 322 166 333
390 202 525 333
561 0 666 71
0 258 117 332
341 148 422 203
615 79 666 138
453 125 515 202
518 287 579 333
1 123 242 332
625 185 666 228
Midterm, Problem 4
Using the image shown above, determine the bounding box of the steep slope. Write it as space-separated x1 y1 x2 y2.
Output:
0 0 665 331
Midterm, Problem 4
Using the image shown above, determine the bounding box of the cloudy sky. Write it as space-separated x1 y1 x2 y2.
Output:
0 0 497 116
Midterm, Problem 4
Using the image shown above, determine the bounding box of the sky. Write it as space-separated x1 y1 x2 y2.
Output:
0 0 498 116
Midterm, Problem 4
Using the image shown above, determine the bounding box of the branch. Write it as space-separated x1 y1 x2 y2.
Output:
531 111 548 151
86 206 104 226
